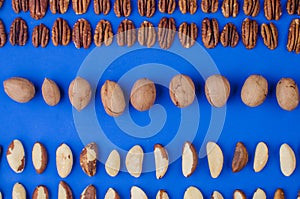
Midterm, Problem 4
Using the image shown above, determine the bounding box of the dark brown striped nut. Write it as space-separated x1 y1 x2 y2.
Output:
243 0 260 17
94 20 113 47
32 24 49 48
117 19 136 47
52 18 71 46
232 142 248 173
80 142 98 176
138 21 156 48
94 0 110 14
9 18 28 46
72 0 90 14
50 0 69 13
0 0 3 7
286 0 300 15
29 0 48 19
202 18 219 48
81 185 96 199
201 0 218 13
222 0 239 17
220 23 239 47
158 17 176 49
138 0 155 17
32 185 49 199
276 78 299 111
261 22 278 50
72 19 92 49
12 0 28 13
32 142 48 174
178 22 198 48
273 188 285 199
114 0 131 17
0 20 6 47
242 18 258 49
42 78 60 106
264 0 282 20
179 0 197 14
58 181 73 199
158 0 176 14
287 19 300 54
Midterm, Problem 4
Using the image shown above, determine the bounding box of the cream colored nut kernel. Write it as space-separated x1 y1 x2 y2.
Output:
104 188 120 199
205 74 230 107
32 142 48 174
253 142 268 172
126 145 144 178
211 191 224 199
207 142 223 178
253 188 266 199
101 80 126 117
184 186 203 199
280 143 296 176
241 75 268 107
169 74 195 108
56 143 73 178
233 190 246 199
4 77 35 103
156 190 169 199
68 77 92 111
32 185 49 199
12 183 26 199
182 141 198 177
6 139 25 173
105 150 121 177
130 186 148 199
0 192 2 199
154 144 169 179
80 185 96 199
130 78 156 111
276 78 299 111
80 142 98 177
42 78 61 106
58 181 73 199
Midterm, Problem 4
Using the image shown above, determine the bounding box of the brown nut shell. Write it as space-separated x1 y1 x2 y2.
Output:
276 78 299 111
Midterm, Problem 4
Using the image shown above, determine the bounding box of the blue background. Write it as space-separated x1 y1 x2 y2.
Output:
0 0 300 198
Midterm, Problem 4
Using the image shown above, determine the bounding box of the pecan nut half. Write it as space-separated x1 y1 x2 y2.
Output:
72 18 92 49
201 0 218 13
286 0 300 15
222 0 239 17
72 0 90 14
202 18 219 48
178 22 198 48
0 0 3 7
264 0 282 20
138 0 155 17
29 0 48 19
114 0 131 17
52 18 71 46
158 17 176 49
9 17 28 46
179 0 197 14
242 18 258 49
287 18 300 54
50 0 69 14
158 0 176 14
0 20 6 47
138 21 156 47
94 19 113 47
12 0 28 13
32 23 49 48
117 19 136 47
261 22 278 50
243 0 260 16
94 0 110 14
220 22 239 47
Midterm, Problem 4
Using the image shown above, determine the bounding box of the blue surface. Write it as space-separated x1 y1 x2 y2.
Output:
0 0 300 198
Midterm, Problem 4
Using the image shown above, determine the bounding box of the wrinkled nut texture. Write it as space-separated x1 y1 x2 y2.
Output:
206 142 223 178
156 190 169 199
104 188 120 199
130 78 156 111
280 143 296 176
138 21 156 48
241 75 268 107
253 142 268 172
80 185 96 199
233 190 246 199
179 0 197 14
253 188 266 199
131 186 148 199
105 149 121 177
50 0 69 13
157 17 176 49
182 141 198 177
94 0 110 14
205 75 230 107
72 0 90 14
211 191 224 199
80 142 98 177
222 0 239 17
32 142 48 174
261 23 278 50
114 0 131 17
276 78 299 111
169 74 195 108
274 188 285 199
201 0 218 13
58 181 73 199
32 24 50 48
56 143 73 178
202 18 219 48
52 18 71 46
9 18 28 46
4 77 35 103
138 0 155 17
178 22 198 48
29 0 48 20
12 183 26 199
154 144 169 179
42 78 60 106
242 18 258 49
117 19 136 47
126 145 144 178
184 186 203 199
72 19 92 49
6 139 25 173
220 22 239 47
101 80 126 117
32 185 49 199
68 77 92 111
94 20 113 47
286 19 300 54
0 20 6 47
158 0 176 14
264 0 282 20
243 0 260 16
286 0 300 15
232 142 248 172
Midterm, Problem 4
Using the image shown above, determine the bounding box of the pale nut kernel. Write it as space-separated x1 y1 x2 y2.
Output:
80 142 98 177
253 142 268 172
126 145 144 178
156 190 169 199
56 143 73 178
58 181 73 199
42 78 61 106
12 183 26 199
6 139 25 173
105 150 121 177
253 188 266 199
32 185 49 199
130 186 148 199
68 77 92 111
206 142 223 178
154 144 169 179
211 191 224 199
184 186 203 199
182 141 198 177
276 78 299 111
32 142 48 174
104 188 120 199
233 190 246 199
205 74 230 107
280 143 296 176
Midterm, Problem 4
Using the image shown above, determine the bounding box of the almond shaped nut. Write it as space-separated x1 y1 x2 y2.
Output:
6 139 25 173
241 75 268 107
211 191 224 199
105 149 121 177
182 141 198 177
169 74 195 108
154 144 169 179
80 142 98 177
32 185 49 199
3 77 35 103
126 145 144 178
156 190 169 199
184 186 203 199
273 188 285 199
56 143 73 178
12 183 26 199
276 78 299 111
234 190 246 199
68 77 92 111
130 186 148 199
206 142 223 178
42 78 61 106
253 142 268 172
104 188 120 199
80 185 96 199
205 74 230 107
101 80 126 117
0 192 2 199
232 142 248 172
32 142 48 174
130 78 156 111
280 143 296 176
253 188 266 199
58 181 73 199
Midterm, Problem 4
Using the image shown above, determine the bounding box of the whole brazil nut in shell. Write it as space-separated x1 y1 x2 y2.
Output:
32 142 48 174
169 74 195 108
69 77 92 111
58 181 73 199
80 142 98 177
42 78 61 106
6 139 25 173
56 143 73 178
205 74 230 107
276 78 299 111
32 185 49 199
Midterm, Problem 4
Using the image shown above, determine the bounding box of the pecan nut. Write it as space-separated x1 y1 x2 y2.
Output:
158 0 176 14
29 0 48 19
287 18 300 54
12 0 28 13
32 23 49 48
261 22 278 50
114 0 131 17
51 18 71 46
9 17 28 46
222 0 239 17
243 0 260 16
158 17 176 49
179 0 197 14
117 19 136 47
0 20 6 47
220 22 239 47
72 18 92 49
138 21 156 47
286 0 300 15
94 19 113 47
94 0 110 14
201 0 218 13
178 22 198 48
138 0 155 17
72 0 90 14
50 0 69 14
202 18 219 48
242 18 258 49
0 0 3 7
264 0 282 20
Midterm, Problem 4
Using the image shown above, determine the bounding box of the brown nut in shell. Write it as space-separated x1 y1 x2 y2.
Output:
42 78 61 106
80 142 98 177
4 77 35 103
232 142 248 172
68 77 92 111
276 78 299 111
205 74 230 107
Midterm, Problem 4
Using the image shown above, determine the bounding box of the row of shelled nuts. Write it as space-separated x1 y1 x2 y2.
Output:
3 140 298 178
3 74 300 112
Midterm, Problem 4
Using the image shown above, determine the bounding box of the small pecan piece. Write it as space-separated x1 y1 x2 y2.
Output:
50 0 69 14
178 22 198 48
32 23 49 48
158 17 176 49
138 21 156 47
0 20 6 47
94 19 113 47
286 0 300 15
12 0 28 13
287 18 300 54
243 0 260 16
94 0 110 14
202 18 219 48
117 19 136 47
264 0 282 20
72 18 92 49
29 0 48 20
220 22 239 47
261 22 278 50
51 18 71 46
138 0 155 17
242 18 258 49
9 17 28 46
179 0 197 14
222 0 239 17
158 0 176 14
72 0 90 14
201 0 218 13
114 0 131 17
